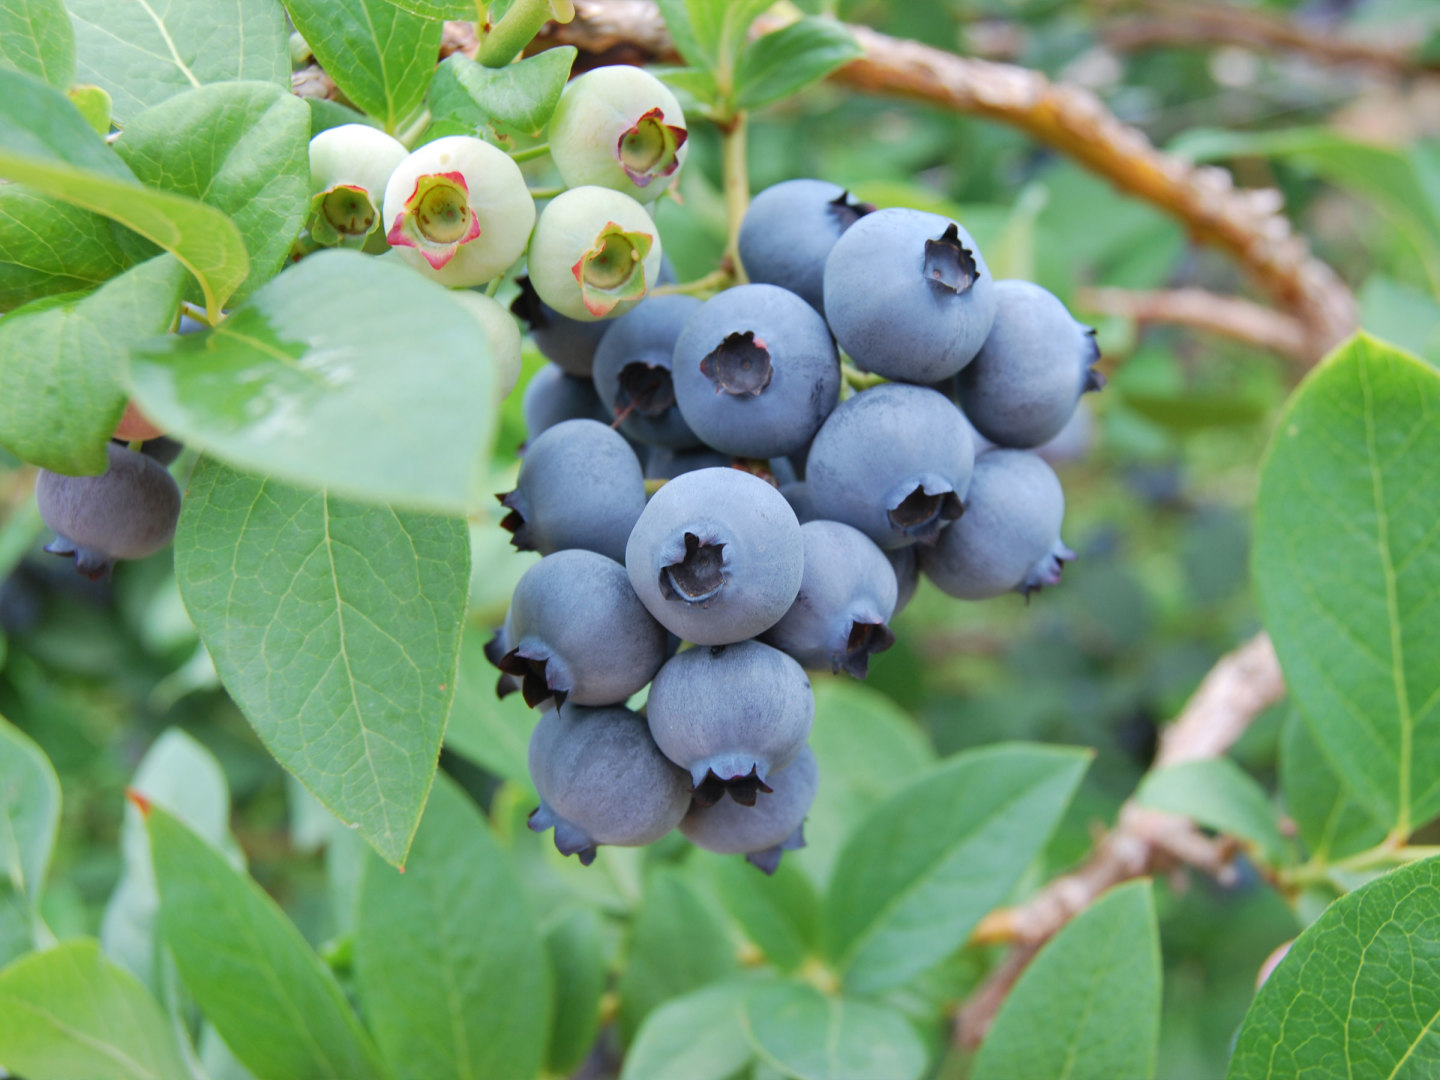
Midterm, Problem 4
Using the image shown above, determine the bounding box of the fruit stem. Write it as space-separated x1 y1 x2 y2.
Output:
651 266 734 298
509 142 551 163
1279 838 1440 888
719 111 751 284
394 108 432 148
841 361 886 391
478 0 551 67
643 478 668 495
528 184 564 199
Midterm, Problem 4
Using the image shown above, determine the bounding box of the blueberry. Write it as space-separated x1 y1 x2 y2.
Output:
779 481 818 524
671 284 840 459
548 65 688 201
591 295 703 448
806 383 974 550
511 275 610 378
484 610 521 699
681 745 817 874
528 704 691 865
823 207 996 383
887 544 919 615
625 467 803 645
760 520 897 678
522 363 609 441
527 186 663 322
955 280 1103 448
645 639 813 806
918 449 1074 599
643 444 735 480
498 419 646 563
738 179 871 311
307 124 407 247
138 437 184 467
501 549 668 708
382 135 534 287
36 442 182 580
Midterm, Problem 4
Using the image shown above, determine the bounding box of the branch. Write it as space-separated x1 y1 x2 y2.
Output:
956 632 1286 1047
1078 286 1312 362
536 0 1357 362
1101 0 1440 78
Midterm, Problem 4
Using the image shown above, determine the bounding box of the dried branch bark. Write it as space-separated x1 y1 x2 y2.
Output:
956 632 1287 1047
537 0 1357 361
1078 286 1312 362
1101 0 1440 78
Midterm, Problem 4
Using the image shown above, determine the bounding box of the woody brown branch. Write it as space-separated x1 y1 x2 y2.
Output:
956 632 1286 1048
1078 286 1312 363
1099 0 1440 78
534 0 1357 361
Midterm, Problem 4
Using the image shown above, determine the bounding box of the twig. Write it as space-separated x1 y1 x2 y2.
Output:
956 632 1286 1047
1100 0 1440 78
1078 286 1312 363
535 0 1357 361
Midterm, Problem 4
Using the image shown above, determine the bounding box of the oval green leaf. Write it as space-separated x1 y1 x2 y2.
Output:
173 458 470 866
622 978 760 1080
823 742 1090 994
1229 855 1440 1079
1135 758 1286 865
1254 333 1440 833
1280 708 1387 865
130 250 497 512
0 0 75 88
741 983 927 1080
543 905 609 1076
971 880 1161 1080
0 713 59 968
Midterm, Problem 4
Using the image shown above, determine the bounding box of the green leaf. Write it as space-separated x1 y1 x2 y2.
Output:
824 743 1090 994
694 851 819 973
653 0 710 71
444 625 535 784
0 0 76 88
0 185 135 312
0 713 59 968
428 47 576 144
741 983 927 1080
376 0 473 16
0 68 249 319
622 979 760 1080
65 0 289 125
1359 274 1440 365
617 863 740 1040
1229 855 1440 1078
355 774 550 1080
0 939 191 1080
173 458 470 867
1254 334 1440 832
146 804 391 1080
543 905 608 1076
67 82 110 133
802 678 935 888
971 881 1161 1080
1134 758 1285 865
114 82 310 303
733 17 861 111
285 0 442 134
129 250 497 512
101 728 238 994
0 255 185 475
1280 708 1387 864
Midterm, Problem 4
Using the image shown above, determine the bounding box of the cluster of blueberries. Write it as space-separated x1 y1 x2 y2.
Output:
493 177 1102 873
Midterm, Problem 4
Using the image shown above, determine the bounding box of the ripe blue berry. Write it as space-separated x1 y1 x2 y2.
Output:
955 280 1103 448
592 295 703 448
501 549 667 708
918 449 1074 599
511 275 610 378
625 467 803 645
761 521 897 678
779 481 817 524
548 66 688 201
498 419 646 563
528 705 691 865
527 186 662 322
806 383 974 549
644 445 735 480
36 442 181 579
645 639 813 806
522 363 608 441
681 745 817 874
738 179 872 311
824 207 996 383
888 545 919 615
671 284 840 459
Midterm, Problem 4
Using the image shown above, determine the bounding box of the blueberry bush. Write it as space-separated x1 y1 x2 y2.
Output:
1 0 1439 1077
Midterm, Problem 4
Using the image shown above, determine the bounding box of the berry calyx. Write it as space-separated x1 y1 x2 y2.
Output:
572 221 653 316
923 223 980 293
616 107 687 188
699 332 773 397
385 171 483 270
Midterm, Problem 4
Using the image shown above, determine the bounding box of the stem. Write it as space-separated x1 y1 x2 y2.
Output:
1281 840 1440 888
719 112 751 284
485 275 503 297
650 266 734 298
643 478 668 495
394 108 432 149
842 362 886 391
509 142 551 163
479 0 552 67
527 184 564 199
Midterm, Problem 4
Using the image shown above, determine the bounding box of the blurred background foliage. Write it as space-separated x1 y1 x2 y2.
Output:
2 0 1439 1076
